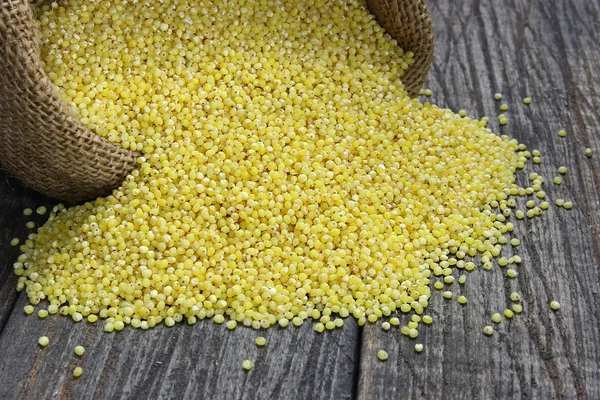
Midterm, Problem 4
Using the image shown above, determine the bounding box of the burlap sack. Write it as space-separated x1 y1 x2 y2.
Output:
0 0 433 203
368 0 434 97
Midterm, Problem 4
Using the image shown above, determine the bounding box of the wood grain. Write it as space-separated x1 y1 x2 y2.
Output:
0 174 360 400
358 0 600 398
0 172 56 335
1 0 600 399
0 292 359 400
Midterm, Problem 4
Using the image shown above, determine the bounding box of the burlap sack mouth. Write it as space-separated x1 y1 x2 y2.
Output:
0 0 433 203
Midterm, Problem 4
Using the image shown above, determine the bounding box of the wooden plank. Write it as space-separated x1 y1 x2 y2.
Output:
0 172 56 334
3 0 599 398
0 291 359 400
0 174 360 400
0 174 359 398
358 0 600 398
0 167 359 400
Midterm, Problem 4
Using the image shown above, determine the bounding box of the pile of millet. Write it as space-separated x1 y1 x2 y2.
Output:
15 0 556 340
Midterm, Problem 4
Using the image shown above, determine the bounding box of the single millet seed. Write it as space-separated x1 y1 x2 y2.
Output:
226 320 237 330
74 345 85 356
242 360 254 371
377 350 389 361
512 304 523 313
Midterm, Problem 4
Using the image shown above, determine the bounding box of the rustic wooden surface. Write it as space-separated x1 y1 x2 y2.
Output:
359 0 600 398
0 174 56 335
1 0 599 398
0 292 359 400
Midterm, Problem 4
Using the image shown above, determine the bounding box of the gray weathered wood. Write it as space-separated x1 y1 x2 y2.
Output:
0 173 359 400
2 0 600 398
0 172 56 335
0 292 359 400
358 0 600 398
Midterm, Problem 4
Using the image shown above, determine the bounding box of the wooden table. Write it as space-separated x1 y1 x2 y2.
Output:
1 0 599 398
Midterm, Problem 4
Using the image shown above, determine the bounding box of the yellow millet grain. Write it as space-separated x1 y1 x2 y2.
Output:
35 0 415 151
17 0 530 330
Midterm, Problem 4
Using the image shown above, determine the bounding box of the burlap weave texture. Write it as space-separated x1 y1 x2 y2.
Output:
0 0 433 202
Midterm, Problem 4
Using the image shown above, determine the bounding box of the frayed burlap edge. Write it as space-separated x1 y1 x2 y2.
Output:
0 0 432 203
368 0 434 97
0 0 138 203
